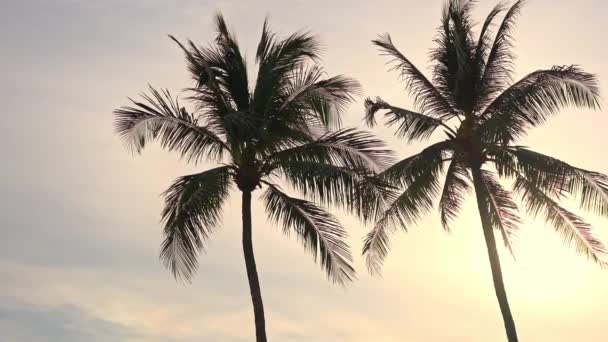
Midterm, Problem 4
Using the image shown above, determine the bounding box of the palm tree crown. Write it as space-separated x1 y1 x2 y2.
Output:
114 14 392 341
363 0 605 341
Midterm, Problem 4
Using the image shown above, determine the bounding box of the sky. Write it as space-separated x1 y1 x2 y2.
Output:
1 0 608 341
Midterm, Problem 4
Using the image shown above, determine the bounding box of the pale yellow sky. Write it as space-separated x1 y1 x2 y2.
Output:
1 0 608 341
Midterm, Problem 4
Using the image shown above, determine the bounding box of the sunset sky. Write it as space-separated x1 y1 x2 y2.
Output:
2 0 608 341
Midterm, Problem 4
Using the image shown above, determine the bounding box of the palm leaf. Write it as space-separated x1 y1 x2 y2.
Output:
364 97 454 141
476 170 520 257
114 86 227 162
373 34 456 119
514 175 608 266
262 184 355 284
430 0 478 112
253 24 321 115
363 151 444 274
266 128 394 172
572 169 608 217
209 13 250 111
378 140 453 187
275 161 362 207
159 166 233 282
168 36 233 116
501 147 608 217
474 2 507 70
486 145 567 195
480 66 600 144
476 0 525 110
439 158 472 231
275 65 360 130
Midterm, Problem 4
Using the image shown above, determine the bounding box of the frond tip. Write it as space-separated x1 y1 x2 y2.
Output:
514 175 608 266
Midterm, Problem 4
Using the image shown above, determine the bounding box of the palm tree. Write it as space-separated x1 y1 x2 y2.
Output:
362 1 605 341
114 14 391 341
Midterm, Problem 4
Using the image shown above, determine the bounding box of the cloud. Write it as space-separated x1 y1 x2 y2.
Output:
0 299 141 342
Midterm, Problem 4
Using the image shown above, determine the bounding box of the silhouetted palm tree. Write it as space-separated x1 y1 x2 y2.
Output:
363 1 605 341
114 14 391 342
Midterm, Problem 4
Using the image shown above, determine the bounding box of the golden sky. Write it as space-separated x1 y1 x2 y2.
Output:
1 0 607 341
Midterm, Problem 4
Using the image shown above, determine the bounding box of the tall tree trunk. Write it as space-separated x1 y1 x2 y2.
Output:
242 190 267 342
472 168 519 342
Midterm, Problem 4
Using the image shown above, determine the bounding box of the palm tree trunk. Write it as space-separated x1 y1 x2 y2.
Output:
471 168 519 342
242 190 268 342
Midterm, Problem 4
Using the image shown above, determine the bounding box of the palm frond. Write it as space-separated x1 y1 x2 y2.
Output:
170 14 249 111
364 97 454 141
304 74 361 128
476 0 525 110
256 18 275 64
275 65 361 130
430 0 479 113
363 150 445 274
372 34 456 118
499 147 608 217
274 160 363 207
378 140 453 187
253 24 321 115
265 128 394 172
254 125 319 157
352 173 397 224
475 169 520 257
221 110 262 144
274 159 393 221
485 144 567 195
114 86 227 162
475 2 507 69
514 175 608 266
439 158 472 231
262 184 355 284
480 66 600 144
159 166 233 282
209 13 250 111
572 169 608 217
168 36 233 113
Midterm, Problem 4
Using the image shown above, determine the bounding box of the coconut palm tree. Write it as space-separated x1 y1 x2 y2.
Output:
114 14 391 341
362 1 605 341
